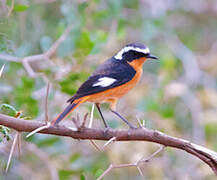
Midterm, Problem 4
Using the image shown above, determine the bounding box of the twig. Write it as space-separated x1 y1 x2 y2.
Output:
0 25 73 78
71 116 79 130
6 132 18 172
0 54 20 62
26 82 52 138
0 113 217 175
139 145 165 164
7 0 14 17
97 145 165 180
81 113 88 128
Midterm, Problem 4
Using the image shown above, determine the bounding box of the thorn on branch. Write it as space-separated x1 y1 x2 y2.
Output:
45 82 50 124
89 140 102 152
0 64 5 78
6 132 19 172
81 113 88 128
71 115 80 130
102 136 116 150
136 116 147 129
26 122 51 138
88 104 95 128
70 113 89 131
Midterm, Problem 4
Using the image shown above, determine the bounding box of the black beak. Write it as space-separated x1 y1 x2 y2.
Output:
146 54 158 60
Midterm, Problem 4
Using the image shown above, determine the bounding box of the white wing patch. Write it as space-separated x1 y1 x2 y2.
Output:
114 46 150 60
93 77 117 87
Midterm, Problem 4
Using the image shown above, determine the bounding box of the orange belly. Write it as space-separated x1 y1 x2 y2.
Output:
86 58 146 105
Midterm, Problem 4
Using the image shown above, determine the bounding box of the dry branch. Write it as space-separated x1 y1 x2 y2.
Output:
97 145 165 180
0 113 217 175
0 25 73 78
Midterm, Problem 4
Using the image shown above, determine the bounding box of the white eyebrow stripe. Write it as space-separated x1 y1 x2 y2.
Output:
114 46 150 60
93 77 117 87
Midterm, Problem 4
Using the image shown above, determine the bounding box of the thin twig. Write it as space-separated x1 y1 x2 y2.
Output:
7 0 14 17
81 113 88 128
0 25 73 78
71 116 79 130
0 54 20 62
97 145 165 180
139 145 165 164
45 25 73 58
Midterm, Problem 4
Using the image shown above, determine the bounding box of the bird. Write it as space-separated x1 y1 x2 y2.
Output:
51 43 158 128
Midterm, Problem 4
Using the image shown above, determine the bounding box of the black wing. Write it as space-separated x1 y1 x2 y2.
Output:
67 57 136 103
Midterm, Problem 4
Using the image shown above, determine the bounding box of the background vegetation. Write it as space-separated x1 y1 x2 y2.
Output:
0 0 217 179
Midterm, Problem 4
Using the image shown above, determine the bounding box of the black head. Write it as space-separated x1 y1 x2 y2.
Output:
114 43 158 62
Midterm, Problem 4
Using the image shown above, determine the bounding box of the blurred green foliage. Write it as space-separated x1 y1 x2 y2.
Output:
0 125 11 142
14 76 38 118
0 0 217 179
59 72 90 95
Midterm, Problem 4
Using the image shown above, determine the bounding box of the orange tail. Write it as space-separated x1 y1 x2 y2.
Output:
51 97 88 125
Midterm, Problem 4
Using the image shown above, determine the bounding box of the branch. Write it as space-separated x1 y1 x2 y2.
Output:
0 113 217 175
0 25 73 78
97 145 165 180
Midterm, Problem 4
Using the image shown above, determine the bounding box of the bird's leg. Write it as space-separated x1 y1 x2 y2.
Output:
111 110 136 129
95 103 108 128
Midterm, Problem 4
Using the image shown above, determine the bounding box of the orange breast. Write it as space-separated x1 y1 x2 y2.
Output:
87 57 146 103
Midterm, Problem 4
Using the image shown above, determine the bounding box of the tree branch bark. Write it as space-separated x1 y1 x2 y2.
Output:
0 113 217 175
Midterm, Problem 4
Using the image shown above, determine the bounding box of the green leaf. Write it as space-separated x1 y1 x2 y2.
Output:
36 137 61 148
95 169 104 179
0 125 11 141
159 104 175 118
123 0 139 9
74 31 94 58
205 123 217 140
59 72 90 95
58 170 74 180
78 2 88 13
80 174 85 180
14 76 38 118
14 4 29 12
69 153 81 163
0 104 17 117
